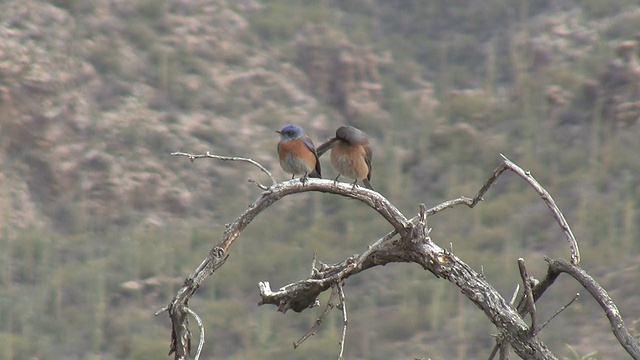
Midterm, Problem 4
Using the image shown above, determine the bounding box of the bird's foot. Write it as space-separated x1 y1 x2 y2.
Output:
333 174 341 188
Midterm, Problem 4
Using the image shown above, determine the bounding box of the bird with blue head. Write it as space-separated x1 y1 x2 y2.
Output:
276 124 322 183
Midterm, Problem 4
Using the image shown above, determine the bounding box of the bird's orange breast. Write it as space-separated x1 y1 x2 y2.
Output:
278 139 317 175
330 142 369 181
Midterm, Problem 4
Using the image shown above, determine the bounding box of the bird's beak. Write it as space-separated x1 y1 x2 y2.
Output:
275 130 282 134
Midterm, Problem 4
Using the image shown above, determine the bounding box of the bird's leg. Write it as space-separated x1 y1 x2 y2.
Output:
333 174 341 187
351 179 358 191
300 172 309 185
291 174 295 180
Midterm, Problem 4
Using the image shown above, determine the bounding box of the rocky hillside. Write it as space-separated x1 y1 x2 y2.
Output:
2 1 640 236
1 1 640 358
0 0 407 236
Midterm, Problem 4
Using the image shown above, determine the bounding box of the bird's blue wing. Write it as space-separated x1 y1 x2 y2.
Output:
302 136 322 178
302 136 317 155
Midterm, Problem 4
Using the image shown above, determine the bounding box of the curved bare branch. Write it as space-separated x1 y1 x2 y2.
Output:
545 258 640 359
500 155 580 265
158 178 409 356
171 151 277 188
161 155 623 360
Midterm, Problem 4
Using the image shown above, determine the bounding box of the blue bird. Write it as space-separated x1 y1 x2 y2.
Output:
276 124 321 182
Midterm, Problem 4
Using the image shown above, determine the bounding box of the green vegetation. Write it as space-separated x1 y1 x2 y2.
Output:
2 0 640 359
248 1 335 43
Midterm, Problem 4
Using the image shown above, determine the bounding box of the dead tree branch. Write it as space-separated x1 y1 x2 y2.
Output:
545 258 640 358
538 293 580 333
491 255 640 359
293 284 339 349
518 258 537 335
337 282 348 360
258 217 557 359
161 154 637 359
158 172 408 357
185 308 205 360
171 151 277 189
419 155 579 265
499 155 580 265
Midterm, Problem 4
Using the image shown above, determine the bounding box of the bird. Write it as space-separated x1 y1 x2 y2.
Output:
316 125 373 190
276 124 321 183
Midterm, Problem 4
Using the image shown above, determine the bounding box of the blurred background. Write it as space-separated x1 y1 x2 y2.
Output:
1 0 639 359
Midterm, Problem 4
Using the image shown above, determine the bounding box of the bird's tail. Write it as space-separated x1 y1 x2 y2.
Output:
309 170 321 178
362 179 374 190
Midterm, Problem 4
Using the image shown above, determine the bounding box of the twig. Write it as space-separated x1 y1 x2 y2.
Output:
425 196 476 215
517 258 536 334
488 339 500 360
172 151 277 187
411 204 430 243
186 307 205 360
248 178 269 190
500 155 580 265
311 250 318 277
537 293 579 333
337 282 348 360
294 285 339 349
156 304 170 315
467 161 509 208
499 342 509 360
509 284 521 306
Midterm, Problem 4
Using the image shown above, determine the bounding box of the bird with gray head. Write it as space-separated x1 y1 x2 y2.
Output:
317 125 373 190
